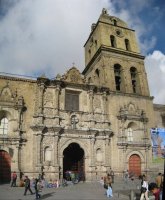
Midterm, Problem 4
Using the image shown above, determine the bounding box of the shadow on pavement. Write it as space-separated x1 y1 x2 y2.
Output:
40 192 56 199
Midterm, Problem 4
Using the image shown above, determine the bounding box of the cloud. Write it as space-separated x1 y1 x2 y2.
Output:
145 50 165 104
0 0 112 77
0 0 164 105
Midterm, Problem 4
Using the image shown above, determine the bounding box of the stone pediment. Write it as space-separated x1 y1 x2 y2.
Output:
118 102 148 121
0 83 15 102
0 82 25 109
61 67 85 84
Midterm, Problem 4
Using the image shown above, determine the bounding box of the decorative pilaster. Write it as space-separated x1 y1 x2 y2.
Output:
39 83 45 115
37 76 48 124
53 135 59 166
105 137 110 167
54 84 60 115
36 133 42 166
88 86 95 128
90 137 95 166
89 87 94 114
54 83 61 125
102 91 108 123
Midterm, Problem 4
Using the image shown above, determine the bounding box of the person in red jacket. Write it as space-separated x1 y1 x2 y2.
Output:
148 182 162 200
11 171 17 187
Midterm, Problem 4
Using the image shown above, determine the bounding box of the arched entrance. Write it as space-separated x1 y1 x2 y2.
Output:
129 154 141 177
0 150 11 183
63 143 85 181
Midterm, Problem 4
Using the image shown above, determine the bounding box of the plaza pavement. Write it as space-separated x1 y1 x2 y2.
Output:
0 177 155 200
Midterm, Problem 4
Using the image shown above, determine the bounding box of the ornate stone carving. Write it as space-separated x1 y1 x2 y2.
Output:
42 136 53 148
44 90 53 107
61 67 85 84
93 96 101 113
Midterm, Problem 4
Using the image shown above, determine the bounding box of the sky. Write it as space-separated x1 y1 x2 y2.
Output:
0 0 164 104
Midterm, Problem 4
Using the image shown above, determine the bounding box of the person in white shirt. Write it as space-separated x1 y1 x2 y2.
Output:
140 175 149 200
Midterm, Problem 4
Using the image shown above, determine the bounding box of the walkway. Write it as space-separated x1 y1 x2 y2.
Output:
0 178 155 200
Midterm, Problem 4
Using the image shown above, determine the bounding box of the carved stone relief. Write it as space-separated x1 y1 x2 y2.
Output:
61 67 85 84
93 95 101 113
44 90 53 107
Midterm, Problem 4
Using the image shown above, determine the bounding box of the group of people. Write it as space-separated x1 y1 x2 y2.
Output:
11 172 43 199
140 173 163 200
101 170 164 200
65 171 85 183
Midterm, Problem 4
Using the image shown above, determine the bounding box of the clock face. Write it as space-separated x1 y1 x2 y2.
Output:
115 29 124 37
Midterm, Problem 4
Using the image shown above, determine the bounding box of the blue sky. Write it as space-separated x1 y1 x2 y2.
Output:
0 0 165 104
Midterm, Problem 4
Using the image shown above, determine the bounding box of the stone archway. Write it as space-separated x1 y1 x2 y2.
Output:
0 150 11 183
129 154 141 177
63 143 85 181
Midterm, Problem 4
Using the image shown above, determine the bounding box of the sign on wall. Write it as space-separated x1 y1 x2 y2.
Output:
150 128 165 158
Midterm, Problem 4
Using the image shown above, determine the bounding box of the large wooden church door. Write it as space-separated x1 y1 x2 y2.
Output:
0 150 11 183
129 154 141 177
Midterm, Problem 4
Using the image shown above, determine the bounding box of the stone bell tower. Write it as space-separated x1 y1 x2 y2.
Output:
83 8 150 97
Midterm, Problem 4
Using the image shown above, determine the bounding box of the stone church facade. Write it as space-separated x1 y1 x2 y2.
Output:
0 9 164 182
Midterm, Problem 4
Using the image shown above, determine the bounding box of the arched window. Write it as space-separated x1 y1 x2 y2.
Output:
127 128 133 142
95 69 100 77
110 35 116 48
88 77 92 84
113 19 117 26
114 64 121 91
125 39 131 51
130 67 137 93
0 118 8 136
44 146 52 162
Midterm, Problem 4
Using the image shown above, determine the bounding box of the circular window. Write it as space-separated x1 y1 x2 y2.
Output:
115 29 123 37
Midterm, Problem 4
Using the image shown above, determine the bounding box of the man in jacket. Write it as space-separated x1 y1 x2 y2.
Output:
24 176 34 196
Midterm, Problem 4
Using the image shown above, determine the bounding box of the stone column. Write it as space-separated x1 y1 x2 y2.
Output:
121 68 127 93
89 88 94 114
36 133 42 166
39 83 45 114
14 145 19 173
108 66 116 91
54 84 61 125
104 137 110 167
88 87 95 128
124 67 132 93
51 134 60 179
102 91 108 123
90 138 95 165
90 137 96 180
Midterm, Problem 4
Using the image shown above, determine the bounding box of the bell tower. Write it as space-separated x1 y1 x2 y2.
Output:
83 8 150 97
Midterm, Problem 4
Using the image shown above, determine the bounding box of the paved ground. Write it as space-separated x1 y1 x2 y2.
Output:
0 178 155 200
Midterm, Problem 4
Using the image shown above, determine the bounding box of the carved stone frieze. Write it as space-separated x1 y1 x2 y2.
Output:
44 90 53 107
117 102 148 122
42 136 53 148
93 95 101 113
61 67 85 84
44 108 54 116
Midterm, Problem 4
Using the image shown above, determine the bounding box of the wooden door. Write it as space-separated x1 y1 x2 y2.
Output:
129 154 141 177
0 150 11 183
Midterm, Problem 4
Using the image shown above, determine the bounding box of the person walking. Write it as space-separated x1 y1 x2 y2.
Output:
24 176 34 196
124 170 129 183
140 175 149 200
34 178 41 199
11 171 17 187
106 182 113 198
155 173 162 188
149 182 162 200
110 169 115 183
